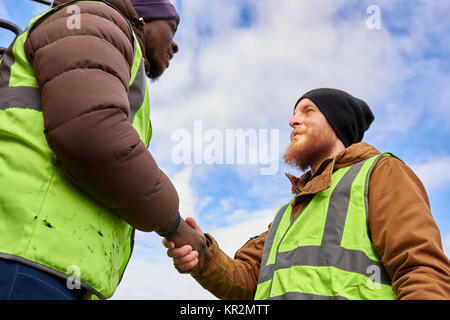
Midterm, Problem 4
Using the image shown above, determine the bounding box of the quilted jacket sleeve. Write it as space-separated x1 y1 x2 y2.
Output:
368 156 450 299
24 2 179 234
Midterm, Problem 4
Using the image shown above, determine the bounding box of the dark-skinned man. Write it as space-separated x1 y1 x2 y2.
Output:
0 0 207 300
165 88 450 300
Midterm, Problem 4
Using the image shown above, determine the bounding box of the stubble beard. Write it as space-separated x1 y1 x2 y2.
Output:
146 62 164 81
283 127 336 172
145 48 166 81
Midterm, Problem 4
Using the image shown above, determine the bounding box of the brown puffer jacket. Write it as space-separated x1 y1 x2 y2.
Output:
23 0 179 234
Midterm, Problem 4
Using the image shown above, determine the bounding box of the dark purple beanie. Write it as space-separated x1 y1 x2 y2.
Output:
131 0 180 25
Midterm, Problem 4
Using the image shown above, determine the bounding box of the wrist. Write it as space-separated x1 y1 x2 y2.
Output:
159 212 181 238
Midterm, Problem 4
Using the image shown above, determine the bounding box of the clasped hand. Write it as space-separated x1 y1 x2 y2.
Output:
163 217 209 273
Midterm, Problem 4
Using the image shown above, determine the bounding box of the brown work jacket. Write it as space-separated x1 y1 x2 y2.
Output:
191 142 450 300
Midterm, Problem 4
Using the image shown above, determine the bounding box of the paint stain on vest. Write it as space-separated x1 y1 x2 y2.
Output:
42 219 53 228
98 231 104 237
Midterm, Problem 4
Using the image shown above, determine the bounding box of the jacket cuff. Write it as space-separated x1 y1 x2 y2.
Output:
191 233 220 277
158 212 181 238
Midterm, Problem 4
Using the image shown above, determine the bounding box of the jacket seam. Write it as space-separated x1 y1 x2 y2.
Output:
6 263 19 300
0 252 105 299
31 34 134 84
31 30 132 65
35 37 131 88
42 64 128 93
23 162 56 256
16 272 74 300
106 139 140 168
112 169 163 212
45 103 128 138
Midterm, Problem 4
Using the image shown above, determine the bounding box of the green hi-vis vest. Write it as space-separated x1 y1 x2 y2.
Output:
254 154 397 300
0 1 151 299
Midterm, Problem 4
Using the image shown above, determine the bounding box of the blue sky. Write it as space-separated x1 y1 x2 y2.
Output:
1 1 449 299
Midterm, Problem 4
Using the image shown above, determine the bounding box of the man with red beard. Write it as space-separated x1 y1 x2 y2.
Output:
164 88 450 300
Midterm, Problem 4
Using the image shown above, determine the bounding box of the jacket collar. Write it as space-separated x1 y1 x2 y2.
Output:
286 142 380 198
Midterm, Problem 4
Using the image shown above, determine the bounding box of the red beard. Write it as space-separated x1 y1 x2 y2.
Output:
283 126 336 171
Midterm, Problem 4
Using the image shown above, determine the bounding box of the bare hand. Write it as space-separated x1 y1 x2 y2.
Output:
163 217 208 273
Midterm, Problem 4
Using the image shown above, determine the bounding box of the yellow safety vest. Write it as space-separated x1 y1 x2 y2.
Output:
255 154 397 300
0 0 151 299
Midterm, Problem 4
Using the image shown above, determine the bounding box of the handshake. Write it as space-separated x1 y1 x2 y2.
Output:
161 215 211 274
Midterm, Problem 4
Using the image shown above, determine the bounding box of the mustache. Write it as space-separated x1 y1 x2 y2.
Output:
290 128 306 140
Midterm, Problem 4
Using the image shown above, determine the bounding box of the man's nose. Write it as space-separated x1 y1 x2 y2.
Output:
172 41 179 54
289 115 302 128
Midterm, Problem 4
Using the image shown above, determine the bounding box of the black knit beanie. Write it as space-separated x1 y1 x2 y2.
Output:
294 88 374 148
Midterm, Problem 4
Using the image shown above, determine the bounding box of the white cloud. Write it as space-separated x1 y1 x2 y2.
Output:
113 1 450 300
168 165 199 221
410 156 450 191
209 207 274 257
443 233 450 259
150 1 450 163
149 0 407 165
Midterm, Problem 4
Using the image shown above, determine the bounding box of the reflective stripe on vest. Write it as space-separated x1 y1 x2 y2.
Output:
0 0 151 299
254 154 397 300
